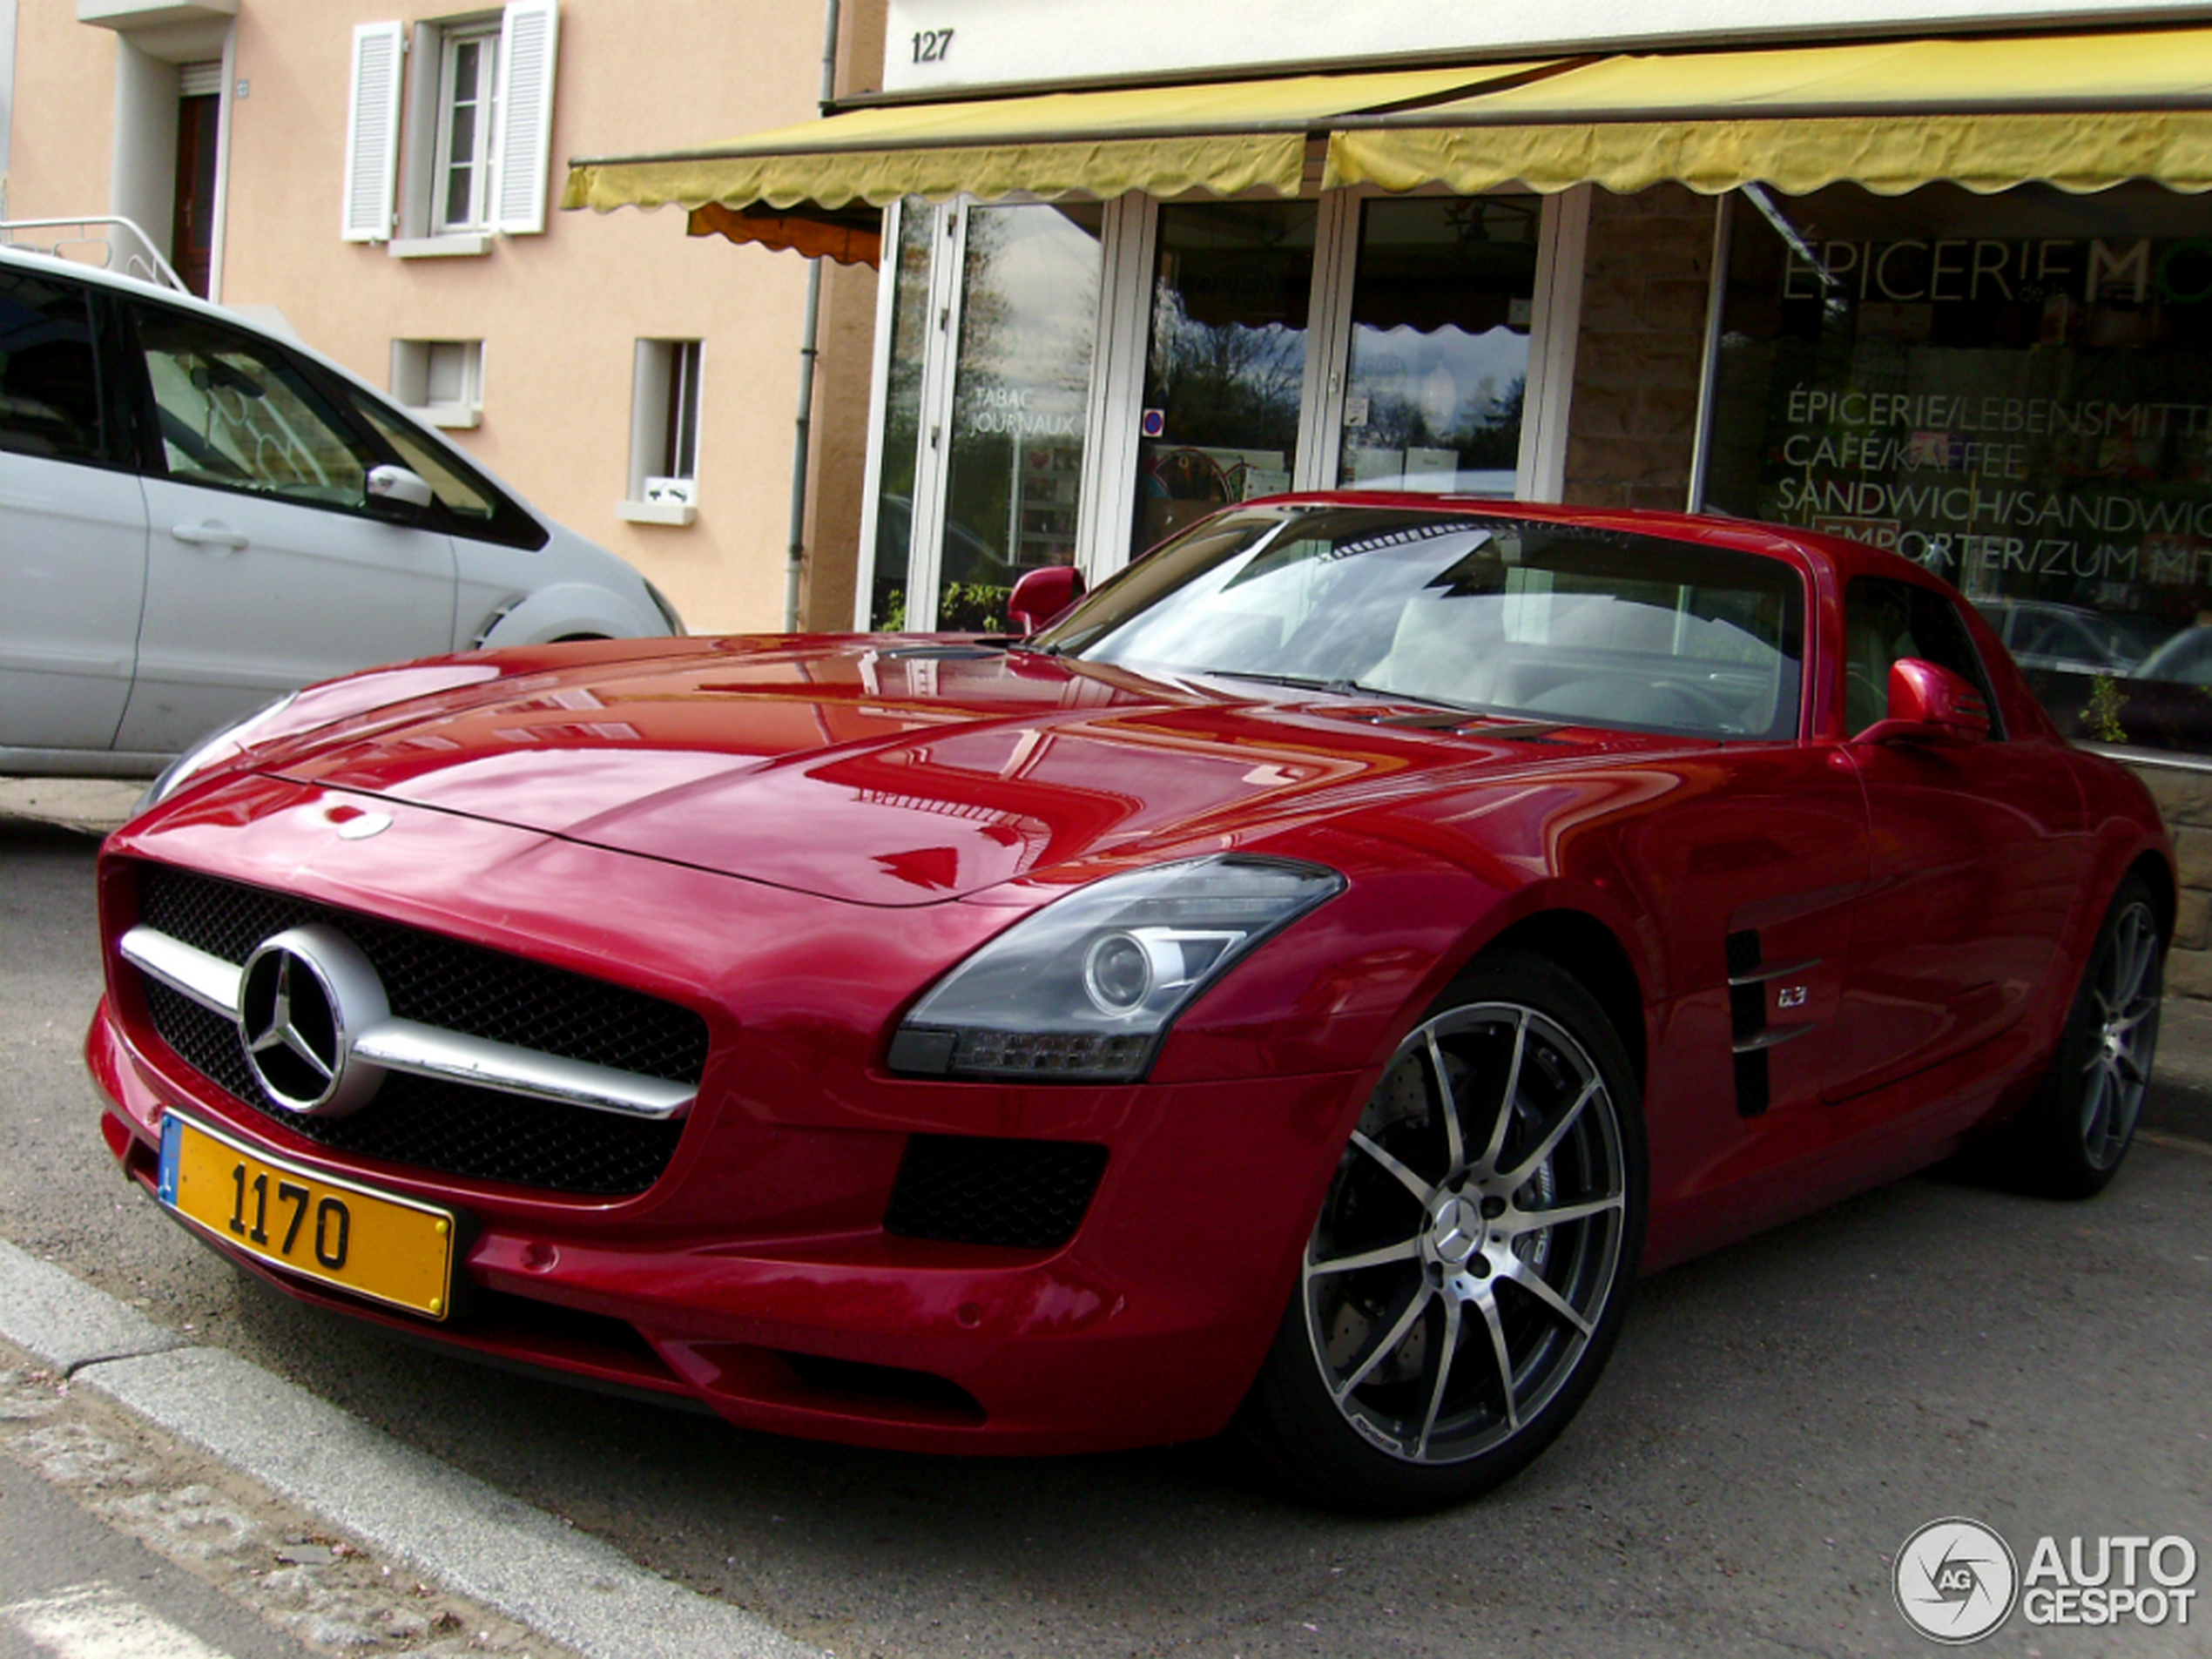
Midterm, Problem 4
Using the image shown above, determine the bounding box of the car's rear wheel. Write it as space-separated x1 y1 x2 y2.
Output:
1236 950 1646 1514
2006 875 2163 1198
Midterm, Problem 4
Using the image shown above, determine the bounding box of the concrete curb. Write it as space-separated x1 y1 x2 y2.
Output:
0 1240 820 1659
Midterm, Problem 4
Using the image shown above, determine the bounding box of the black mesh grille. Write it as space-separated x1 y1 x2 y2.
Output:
884 1136 1107 1251
132 866 704 1197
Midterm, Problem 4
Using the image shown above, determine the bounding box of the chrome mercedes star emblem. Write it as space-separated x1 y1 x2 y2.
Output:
236 926 389 1116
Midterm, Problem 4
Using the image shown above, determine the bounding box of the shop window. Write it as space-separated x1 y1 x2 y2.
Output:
867 199 1106 630
1702 179 2212 752
1133 200 1316 561
860 189 1566 631
620 340 702 526
1333 197 1536 496
343 3 560 250
391 338 483 428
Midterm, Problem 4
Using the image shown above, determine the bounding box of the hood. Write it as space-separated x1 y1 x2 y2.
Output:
260 638 1678 907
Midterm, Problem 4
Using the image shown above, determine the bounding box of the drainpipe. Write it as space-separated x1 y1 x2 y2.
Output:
785 0 841 632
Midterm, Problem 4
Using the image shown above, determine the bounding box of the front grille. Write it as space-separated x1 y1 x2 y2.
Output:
132 866 705 1196
884 1135 1108 1251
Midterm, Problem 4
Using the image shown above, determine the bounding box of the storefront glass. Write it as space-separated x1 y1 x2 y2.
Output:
1132 200 1318 558
1338 196 1537 495
869 205 935 630
1703 180 2212 750
938 202 1104 629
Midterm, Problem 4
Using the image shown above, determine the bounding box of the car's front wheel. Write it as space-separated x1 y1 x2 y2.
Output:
1237 950 1646 1514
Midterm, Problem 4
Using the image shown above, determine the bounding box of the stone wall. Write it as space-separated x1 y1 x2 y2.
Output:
2120 759 2212 998
1561 185 1716 511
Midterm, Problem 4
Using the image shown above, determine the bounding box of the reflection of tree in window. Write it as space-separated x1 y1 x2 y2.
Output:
1145 288 1305 462
940 204 1103 624
1339 197 1536 490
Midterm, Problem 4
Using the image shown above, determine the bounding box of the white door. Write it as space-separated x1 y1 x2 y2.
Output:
113 300 457 754
0 267 149 755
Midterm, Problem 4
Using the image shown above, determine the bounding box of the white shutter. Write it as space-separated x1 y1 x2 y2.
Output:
489 1 559 235
341 23 404 242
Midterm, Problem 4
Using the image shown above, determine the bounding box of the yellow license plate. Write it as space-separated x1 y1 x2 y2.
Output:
158 1112 456 1320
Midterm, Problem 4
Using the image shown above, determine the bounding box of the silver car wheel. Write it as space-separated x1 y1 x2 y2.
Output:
1301 999 1630 1467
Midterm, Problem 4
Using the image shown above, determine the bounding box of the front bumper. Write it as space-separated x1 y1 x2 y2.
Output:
86 789 1384 1453
92 1002 1360 1451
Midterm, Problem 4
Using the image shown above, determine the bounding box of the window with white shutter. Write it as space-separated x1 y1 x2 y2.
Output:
489 1 558 236
341 22 405 242
359 3 563 255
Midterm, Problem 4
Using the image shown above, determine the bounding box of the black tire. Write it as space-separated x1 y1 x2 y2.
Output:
1234 949 1647 1515
2005 875 2163 1199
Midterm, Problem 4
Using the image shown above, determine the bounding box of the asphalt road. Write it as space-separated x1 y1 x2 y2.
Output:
5 801 2210 1659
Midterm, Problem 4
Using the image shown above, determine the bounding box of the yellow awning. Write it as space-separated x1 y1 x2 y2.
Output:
563 62 1561 223
1325 27 2212 196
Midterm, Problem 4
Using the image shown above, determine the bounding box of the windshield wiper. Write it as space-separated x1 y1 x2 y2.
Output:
1200 668 1338 693
1199 668 1481 714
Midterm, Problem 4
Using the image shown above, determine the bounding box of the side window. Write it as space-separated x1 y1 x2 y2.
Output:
345 380 549 551
0 270 104 462
130 303 374 508
350 394 497 521
1843 577 2001 738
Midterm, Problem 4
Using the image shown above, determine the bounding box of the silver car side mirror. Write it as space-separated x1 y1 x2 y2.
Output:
365 464 435 519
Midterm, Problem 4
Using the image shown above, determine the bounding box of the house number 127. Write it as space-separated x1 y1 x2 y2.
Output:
912 29 954 64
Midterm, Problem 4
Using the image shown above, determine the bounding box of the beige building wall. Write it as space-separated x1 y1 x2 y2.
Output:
7 0 862 636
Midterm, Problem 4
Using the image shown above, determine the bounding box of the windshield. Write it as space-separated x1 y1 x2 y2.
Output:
1040 506 1805 740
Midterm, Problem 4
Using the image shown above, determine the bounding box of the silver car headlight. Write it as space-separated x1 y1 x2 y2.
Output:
136 693 299 813
887 855 1344 1082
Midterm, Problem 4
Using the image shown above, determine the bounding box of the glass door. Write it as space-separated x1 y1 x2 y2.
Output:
1129 201 1318 560
865 199 1106 631
1327 196 1538 496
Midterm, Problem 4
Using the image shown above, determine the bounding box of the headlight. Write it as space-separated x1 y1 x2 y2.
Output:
136 693 299 813
887 855 1344 1082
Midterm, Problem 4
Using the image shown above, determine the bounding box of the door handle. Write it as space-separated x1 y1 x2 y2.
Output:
171 522 248 552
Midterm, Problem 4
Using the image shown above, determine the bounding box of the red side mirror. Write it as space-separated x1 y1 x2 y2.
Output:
1007 565 1085 636
1854 658 1993 747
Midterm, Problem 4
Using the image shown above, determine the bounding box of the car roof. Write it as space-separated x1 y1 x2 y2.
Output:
0 241 243 321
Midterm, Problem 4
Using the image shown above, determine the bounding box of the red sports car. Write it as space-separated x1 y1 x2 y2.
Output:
87 497 2171 1514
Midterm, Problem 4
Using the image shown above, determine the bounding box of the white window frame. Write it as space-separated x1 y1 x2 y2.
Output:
1516 185 1592 504
430 21 500 235
619 339 704 526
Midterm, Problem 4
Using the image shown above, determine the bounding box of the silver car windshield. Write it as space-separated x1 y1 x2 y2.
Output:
1040 506 1806 741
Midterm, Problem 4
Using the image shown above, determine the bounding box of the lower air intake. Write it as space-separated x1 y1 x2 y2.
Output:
884 1136 1108 1251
